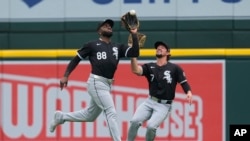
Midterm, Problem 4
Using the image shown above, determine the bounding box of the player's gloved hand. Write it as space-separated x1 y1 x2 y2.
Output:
121 10 139 32
60 76 68 90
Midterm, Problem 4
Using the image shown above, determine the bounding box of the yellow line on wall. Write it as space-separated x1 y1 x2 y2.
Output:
0 49 250 58
0 49 76 58
142 48 250 56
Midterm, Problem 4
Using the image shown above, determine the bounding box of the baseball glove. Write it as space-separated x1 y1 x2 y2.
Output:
121 10 139 31
128 32 146 48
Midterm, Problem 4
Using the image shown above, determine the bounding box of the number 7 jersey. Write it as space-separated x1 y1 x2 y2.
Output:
141 62 188 100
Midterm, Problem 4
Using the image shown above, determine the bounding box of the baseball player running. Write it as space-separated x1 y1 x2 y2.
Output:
127 41 193 141
49 19 139 141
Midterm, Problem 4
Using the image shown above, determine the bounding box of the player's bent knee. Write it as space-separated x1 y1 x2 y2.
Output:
130 120 142 127
146 124 157 132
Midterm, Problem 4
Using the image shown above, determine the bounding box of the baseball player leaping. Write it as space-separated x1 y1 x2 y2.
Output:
49 19 139 141
127 41 193 141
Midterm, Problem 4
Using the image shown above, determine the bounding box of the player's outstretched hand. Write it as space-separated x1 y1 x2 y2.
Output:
186 91 192 105
60 77 68 90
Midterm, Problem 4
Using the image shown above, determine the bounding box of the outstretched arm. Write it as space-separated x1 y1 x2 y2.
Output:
60 55 81 90
127 28 139 57
130 57 142 75
181 82 193 105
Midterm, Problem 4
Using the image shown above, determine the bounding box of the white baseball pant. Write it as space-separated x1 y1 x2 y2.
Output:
61 74 121 141
127 97 172 141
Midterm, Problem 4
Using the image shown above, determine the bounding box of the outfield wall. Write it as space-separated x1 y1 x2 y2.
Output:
0 60 225 141
1 1 250 141
1 20 250 49
1 0 250 49
1 54 250 141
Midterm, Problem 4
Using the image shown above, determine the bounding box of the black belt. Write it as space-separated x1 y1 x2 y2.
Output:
150 96 172 104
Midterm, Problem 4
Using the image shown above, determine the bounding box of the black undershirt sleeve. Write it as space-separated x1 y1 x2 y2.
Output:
181 81 191 94
64 55 81 77
127 33 139 57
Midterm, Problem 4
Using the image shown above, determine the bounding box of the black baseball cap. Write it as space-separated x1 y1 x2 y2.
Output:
97 19 114 31
154 41 170 52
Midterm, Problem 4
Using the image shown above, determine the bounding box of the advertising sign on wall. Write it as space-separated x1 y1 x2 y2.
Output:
0 0 249 21
0 60 225 141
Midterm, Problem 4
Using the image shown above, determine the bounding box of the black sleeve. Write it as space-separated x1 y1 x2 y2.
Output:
181 82 191 94
176 65 187 83
176 64 191 93
126 33 139 57
64 55 81 77
141 63 151 76
77 42 92 59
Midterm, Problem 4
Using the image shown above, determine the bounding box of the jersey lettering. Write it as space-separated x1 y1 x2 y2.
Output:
112 47 118 60
96 52 107 60
150 74 154 82
163 70 172 83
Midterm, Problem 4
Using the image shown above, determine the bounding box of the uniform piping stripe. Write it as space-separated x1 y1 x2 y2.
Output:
93 78 115 139
125 47 131 57
77 52 84 60
180 80 187 84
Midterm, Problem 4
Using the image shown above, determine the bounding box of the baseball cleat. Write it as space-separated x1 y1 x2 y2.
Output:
49 111 64 133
